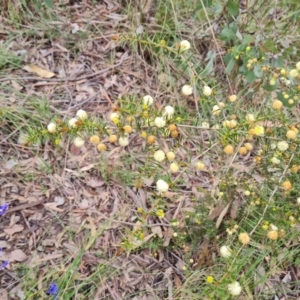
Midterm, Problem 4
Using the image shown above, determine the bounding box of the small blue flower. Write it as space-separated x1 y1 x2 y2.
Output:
47 282 59 299
0 260 9 270
0 203 9 216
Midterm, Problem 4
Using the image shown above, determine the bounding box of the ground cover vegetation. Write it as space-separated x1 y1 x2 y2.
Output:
1 0 300 299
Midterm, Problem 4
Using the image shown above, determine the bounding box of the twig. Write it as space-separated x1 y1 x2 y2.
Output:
7 200 44 213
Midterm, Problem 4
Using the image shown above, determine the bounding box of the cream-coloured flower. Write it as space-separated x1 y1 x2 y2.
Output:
201 122 210 129
154 117 166 128
246 113 255 122
270 224 278 231
229 120 238 128
143 95 154 106
170 162 179 173
119 136 129 147
164 106 175 118
74 137 85 147
156 179 169 193
290 69 299 78
228 281 242 296
223 120 231 128
228 94 237 102
69 118 78 128
76 109 88 120
277 141 289 152
267 230 278 240
154 150 165 162
220 245 232 258
270 157 280 164
212 105 221 115
109 112 120 122
296 61 300 71
203 85 212 96
181 84 193 96
239 232 250 245
47 122 56 133
166 151 176 161
195 161 206 170
179 40 191 52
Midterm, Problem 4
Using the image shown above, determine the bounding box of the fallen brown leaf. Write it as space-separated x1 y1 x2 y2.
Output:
23 64 55 78
10 249 27 262
208 205 225 220
216 202 231 228
4 224 24 235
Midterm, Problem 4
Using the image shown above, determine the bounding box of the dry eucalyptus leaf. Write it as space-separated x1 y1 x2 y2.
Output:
208 205 225 220
23 64 55 78
44 202 64 212
216 202 231 228
151 226 163 238
86 178 104 188
11 80 23 91
4 224 24 235
175 258 186 271
10 249 27 262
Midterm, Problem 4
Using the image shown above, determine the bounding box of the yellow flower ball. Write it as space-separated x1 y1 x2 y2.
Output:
229 120 238 129
168 124 177 131
239 232 250 245
244 143 253 151
238 147 247 155
206 276 214 283
123 125 132 134
291 165 299 173
224 145 234 155
228 94 237 102
147 135 155 145
109 135 117 143
252 125 264 136
90 135 100 144
156 209 165 218
286 130 297 140
195 161 206 171
290 126 299 134
166 151 176 161
97 143 107 152
272 100 283 110
170 163 179 173
267 230 278 240
171 130 179 138
281 180 292 191
141 131 147 139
